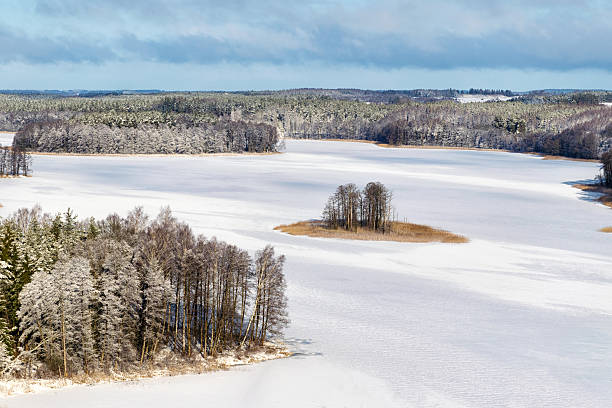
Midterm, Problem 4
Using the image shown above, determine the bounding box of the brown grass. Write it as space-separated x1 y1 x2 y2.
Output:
0 175 32 179
0 343 291 396
274 220 468 243
538 155 598 162
573 184 612 209
599 227 612 233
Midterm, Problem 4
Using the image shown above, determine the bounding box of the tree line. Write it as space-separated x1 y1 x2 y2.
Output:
323 182 393 233
0 207 288 378
0 147 31 176
372 102 612 159
2 91 612 159
14 119 279 154
461 88 515 96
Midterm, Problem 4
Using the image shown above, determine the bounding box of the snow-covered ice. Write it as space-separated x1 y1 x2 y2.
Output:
1 140 612 407
456 95 513 103
0 132 13 147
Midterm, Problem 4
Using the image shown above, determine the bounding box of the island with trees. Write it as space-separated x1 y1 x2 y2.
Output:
0 206 289 383
275 182 468 243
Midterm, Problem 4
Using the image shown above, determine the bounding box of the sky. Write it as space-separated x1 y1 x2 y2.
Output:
0 0 611 91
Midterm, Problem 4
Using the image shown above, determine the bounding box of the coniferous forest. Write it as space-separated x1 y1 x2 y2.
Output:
0 206 288 378
2 89 612 159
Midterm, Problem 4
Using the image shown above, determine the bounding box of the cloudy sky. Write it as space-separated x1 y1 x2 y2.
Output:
1 0 611 90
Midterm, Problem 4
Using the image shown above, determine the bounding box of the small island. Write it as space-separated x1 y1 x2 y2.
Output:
275 182 468 244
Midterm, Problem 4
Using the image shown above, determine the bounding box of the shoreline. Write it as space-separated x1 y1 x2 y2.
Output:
27 151 281 158
573 183 612 209
1 342 291 398
12 138 599 162
287 138 599 163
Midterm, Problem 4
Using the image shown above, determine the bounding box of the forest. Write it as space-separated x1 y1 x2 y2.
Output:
14 119 279 155
372 101 612 159
1 90 612 158
0 207 288 378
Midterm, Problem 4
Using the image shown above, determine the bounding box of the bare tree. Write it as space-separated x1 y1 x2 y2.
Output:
323 182 393 233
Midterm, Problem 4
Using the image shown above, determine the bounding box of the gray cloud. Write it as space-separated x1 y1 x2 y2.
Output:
0 0 610 71
0 28 116 64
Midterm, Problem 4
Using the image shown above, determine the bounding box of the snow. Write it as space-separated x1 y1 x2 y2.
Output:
2 140 612 407
456 95 513 103
0 132 13 147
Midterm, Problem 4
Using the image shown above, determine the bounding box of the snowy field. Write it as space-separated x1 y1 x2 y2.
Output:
2 140 612 407
0 132 13 146
455 95 513 103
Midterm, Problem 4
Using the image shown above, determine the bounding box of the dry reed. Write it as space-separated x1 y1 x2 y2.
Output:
274 220 468 243
574 184 612 209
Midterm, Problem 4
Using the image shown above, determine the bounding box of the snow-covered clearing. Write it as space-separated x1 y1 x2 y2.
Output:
1 140 612 407
0 132 13 147
456 95 513 103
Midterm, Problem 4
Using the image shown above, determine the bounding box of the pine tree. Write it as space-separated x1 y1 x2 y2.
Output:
0 337 12 375
0 221 25 352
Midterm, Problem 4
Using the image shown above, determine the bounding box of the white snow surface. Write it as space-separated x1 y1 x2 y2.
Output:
456 95 513 103
0 132 13 147
2 140 612 407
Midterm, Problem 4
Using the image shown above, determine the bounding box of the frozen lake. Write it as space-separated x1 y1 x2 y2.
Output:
2 140 612 407
0 132 13 146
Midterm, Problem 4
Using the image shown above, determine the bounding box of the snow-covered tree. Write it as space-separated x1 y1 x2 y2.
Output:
4 205 289 378
0 317 12 375
97 242 138 370
62 257 96 373
18 267 60 372
137 253 172 362
19 256 95 376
